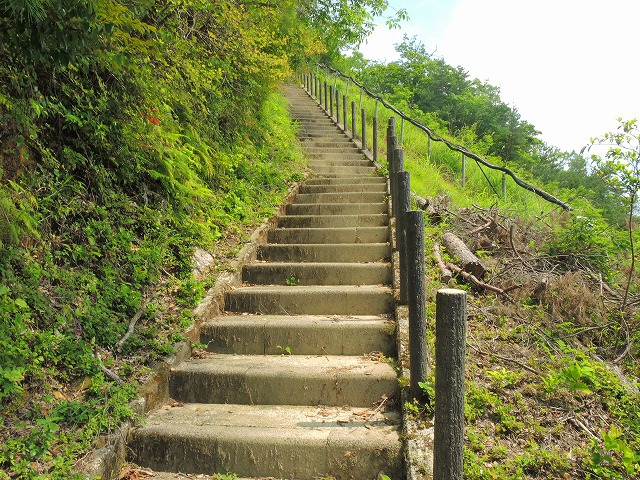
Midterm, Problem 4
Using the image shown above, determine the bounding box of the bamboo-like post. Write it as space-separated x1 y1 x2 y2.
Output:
361 108 367 151
329 85 334 117
434 288 467 480
389 136 398 217
373 102 379 164
400 117 405 146
502 172 507 200
461 152 466 188
323 80 328 110
351 101 357 138
407 210 427 400
343 94 348 131
396 171 411 305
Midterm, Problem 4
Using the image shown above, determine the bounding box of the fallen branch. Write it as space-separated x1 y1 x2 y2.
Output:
446 262 506 295
469 220 493 236
94 351 124 385
568 416 599 441
116 294 156 353
433 242 452 282
365 394 389 423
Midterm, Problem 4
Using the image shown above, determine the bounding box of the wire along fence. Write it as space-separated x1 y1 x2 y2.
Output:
300 62 572 212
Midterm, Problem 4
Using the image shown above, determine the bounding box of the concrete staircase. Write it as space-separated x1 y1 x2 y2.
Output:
127 84 403 479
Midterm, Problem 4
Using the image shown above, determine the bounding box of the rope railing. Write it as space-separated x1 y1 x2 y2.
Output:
309 62 572 211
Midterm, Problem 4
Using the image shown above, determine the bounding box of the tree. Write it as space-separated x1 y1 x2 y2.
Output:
587 118 640 308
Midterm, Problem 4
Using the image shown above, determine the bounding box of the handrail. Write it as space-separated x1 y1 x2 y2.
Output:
312 62 572 211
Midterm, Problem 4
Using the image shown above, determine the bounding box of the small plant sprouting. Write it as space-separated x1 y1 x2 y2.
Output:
285 274 300 286
277 345 292 355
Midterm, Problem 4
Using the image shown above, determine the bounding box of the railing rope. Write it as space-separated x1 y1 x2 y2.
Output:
311 62 572 211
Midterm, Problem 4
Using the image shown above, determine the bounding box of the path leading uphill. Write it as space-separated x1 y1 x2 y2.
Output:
127 84 404 479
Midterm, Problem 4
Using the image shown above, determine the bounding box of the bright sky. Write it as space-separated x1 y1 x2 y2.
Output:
358 0 640 153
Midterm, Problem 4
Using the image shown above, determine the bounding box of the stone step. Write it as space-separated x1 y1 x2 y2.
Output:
304 146 363 154
306 152 366 160
200 314 396 356
267 226 388 244
277 214 387 228
169 354 398 407
257 243 391 263
294 192 386 204
308 159 371 168
286 202 387 216
304 176 386 185
299 138 353 147
310 165 378 176
299 183 386 194
128 403 403 480
308 172 378 179
242 261 391 285
225 285 394 315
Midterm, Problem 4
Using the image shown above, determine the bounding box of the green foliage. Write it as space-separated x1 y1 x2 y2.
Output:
544 214 618 276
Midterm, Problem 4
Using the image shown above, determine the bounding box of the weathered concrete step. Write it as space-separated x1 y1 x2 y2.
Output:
242 261 391 285
300 183 386 194
286 202 387 216
304 146 362 154
128 403 403 480
309 160 372 169
309 172 378 178
225 285 394 315
297 127 348 138
300 138 352 147
306 152 366 160
297 129 343 136
268 226 388 244
294 192 386 204
200 314 396 356
257 243 390 263
277 214 387 228
304 176 386 185
310 165 378 176
169 354 398 407
308 159 371 168
299 182 387 193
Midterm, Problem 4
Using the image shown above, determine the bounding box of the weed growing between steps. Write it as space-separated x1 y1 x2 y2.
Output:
0 91 305 479
406 205 640 479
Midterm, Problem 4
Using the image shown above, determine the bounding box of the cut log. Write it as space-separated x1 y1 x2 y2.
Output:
442 232 487 278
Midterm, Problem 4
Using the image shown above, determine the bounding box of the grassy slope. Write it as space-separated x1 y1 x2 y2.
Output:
317 71 640 477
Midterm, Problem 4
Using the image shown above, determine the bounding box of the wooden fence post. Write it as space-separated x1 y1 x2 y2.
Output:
434 288 467 480
388 136 398 216
329 85 333 117
461 152 466 188
373 115 379 164
396 171 411 305
335 89 340 124
502 172 507 200
406 210 427 401
323 80 328 110
343 94 348 131
351 101 357 138
361 108 367 151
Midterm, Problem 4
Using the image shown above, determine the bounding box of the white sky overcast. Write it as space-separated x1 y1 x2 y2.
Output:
357 0 640 153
